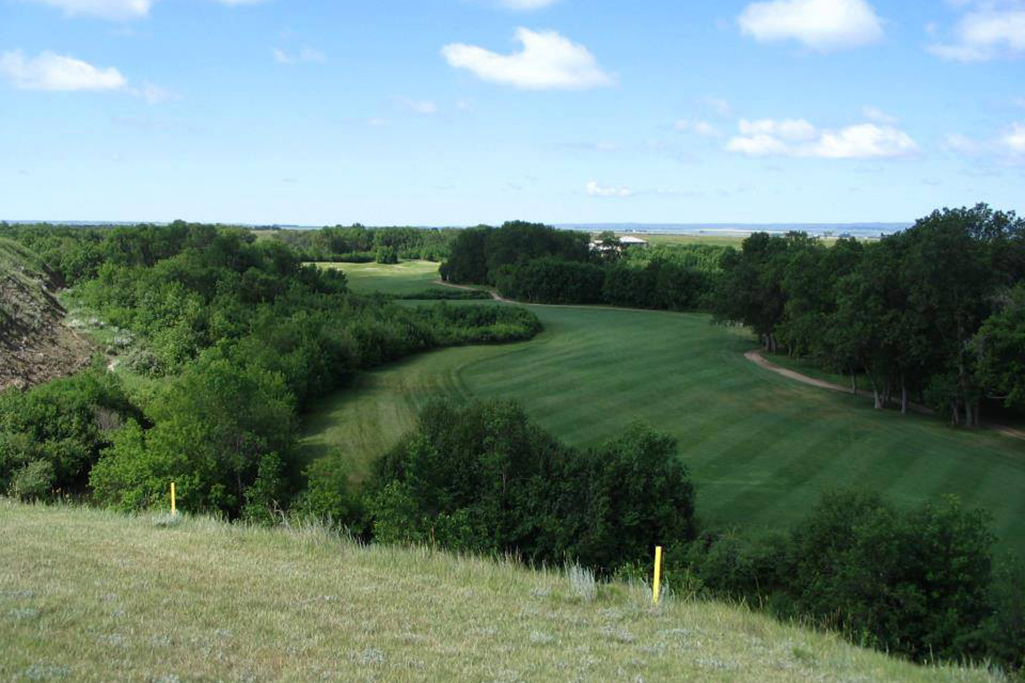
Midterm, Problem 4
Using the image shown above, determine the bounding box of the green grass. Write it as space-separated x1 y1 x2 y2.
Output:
301 264 1025 557
626 233 748 247
0 500 1004 683
311 260 449 296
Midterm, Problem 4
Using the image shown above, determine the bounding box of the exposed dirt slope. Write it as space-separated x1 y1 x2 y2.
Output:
0 237 92 391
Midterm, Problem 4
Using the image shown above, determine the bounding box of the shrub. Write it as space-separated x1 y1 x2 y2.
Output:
367 400 697 574
9 460 55 501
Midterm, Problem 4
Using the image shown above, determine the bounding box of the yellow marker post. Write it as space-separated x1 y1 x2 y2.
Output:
170 482 176 515
652 546 663 605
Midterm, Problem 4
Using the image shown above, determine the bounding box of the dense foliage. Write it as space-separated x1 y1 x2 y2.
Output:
439 221 591 285
713 205 1025 424
0 369 136 500
441 222 724 310
0 222 541 518
366 400 697 574
683 489 1020 669
261 224 459 262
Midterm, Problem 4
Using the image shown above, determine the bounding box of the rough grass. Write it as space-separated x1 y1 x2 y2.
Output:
301 264 1025 557
311 260 449 296
0 500 1005 683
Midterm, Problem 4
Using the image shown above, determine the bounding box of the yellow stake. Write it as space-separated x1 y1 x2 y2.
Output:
653 546 663 604
170 482 176 515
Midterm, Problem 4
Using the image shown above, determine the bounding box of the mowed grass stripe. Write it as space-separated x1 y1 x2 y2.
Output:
302 263 1025 555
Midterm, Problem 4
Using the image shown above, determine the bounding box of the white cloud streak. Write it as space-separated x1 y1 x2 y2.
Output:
586 181 632 197
498 0 559 8
674 119 722 138
738 0 884 51
442 28 614 90
272 47 327 65
929 2 1025 62
727 117 918 159
0 50 127 91
25 0 266 20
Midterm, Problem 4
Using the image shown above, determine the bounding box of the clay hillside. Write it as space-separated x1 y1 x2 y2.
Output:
0 237 91 391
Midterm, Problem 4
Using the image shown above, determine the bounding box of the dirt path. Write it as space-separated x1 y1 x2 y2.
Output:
743 350 850 393
745 349 1025 442
434 280 509 302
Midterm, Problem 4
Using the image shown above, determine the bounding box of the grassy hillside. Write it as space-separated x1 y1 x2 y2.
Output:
303 262 1025 557
312 260 449 295
0 500 1003 683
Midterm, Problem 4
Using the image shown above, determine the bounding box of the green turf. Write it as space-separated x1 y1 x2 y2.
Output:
301 266 1025 556
311 260 449 295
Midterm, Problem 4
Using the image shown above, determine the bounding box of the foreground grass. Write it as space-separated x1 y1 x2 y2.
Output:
301 264 1025 557
311 260 448 296
0 501 1004 683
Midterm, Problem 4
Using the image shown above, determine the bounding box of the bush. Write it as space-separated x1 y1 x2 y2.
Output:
0 370 136 496
375 245 399 264
686 488 1002 666
494 258 605 304
367 400 697 574
9 460 55 501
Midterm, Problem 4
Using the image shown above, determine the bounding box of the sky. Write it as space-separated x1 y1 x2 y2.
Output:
1 0 1023 226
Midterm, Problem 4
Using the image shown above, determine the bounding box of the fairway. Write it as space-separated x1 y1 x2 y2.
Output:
311 260 448 295
302 264 1025 555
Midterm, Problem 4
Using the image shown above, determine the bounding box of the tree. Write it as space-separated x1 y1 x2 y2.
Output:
974 283 1025 410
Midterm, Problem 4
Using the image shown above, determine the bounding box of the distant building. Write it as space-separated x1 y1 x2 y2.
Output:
589 235 649 251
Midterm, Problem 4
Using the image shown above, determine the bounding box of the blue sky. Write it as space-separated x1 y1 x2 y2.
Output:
1 0 1023 225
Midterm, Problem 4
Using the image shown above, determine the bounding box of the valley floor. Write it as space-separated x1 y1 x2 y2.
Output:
302 267 1025 557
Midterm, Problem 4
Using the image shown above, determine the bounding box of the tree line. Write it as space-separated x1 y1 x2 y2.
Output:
440 221 725 311
712 205 1025 425
261 224 461 263
0 222 540 519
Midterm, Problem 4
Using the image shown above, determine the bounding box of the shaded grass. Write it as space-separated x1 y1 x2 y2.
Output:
0 500 1005 683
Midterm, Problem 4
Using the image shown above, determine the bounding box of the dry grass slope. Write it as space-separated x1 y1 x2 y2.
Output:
0 500 1006 683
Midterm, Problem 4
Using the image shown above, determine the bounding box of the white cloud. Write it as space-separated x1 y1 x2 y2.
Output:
26 0 266 20
738 117 818 141
272 47 326 65
396 97 438 115
944 132 983 155
738 0 884 51
929 3 1025 62
0 50 127 92
674 119 722 137
727 117 917 159
24 0 152 20
586 181 632 197
700 96 733 117
1001 122 1025 155
862 105 897 125
132 80 177 104
497 0 559 8
442 28 614 90
944 124 1025 160
366 117 389 127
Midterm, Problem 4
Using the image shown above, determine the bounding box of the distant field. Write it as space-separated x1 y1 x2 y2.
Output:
625 233 747 247
1 501 995 683
311 260 447 295
302 263 1025 556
